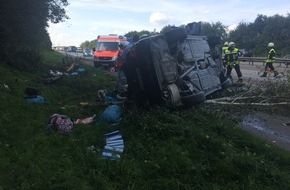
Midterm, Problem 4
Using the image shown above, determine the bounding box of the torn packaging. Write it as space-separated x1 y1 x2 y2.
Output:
105 130 120 137
106 135 122 142
104 145 124 153
105 130 122 141
102 151 121 160
106 139 124 146
102 130 124 160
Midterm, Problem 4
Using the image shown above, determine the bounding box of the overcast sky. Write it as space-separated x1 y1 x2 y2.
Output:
48 0 290 47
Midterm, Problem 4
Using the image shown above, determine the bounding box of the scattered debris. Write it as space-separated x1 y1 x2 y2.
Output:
98 89 107 100
86 145 101 153
109 67 115 73
24 87 45 104
98 105 122 124
3 84 9 89
25 95 45 104
50 69 63 76
204 83 290 106
41 76 61 85
97 90 119 103
74 114 96 124
102 130 124 160
45 114 74 134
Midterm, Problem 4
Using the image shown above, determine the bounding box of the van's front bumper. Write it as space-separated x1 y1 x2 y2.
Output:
94 57 116 67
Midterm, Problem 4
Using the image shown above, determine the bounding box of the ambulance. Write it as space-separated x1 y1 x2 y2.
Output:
93 34 127 68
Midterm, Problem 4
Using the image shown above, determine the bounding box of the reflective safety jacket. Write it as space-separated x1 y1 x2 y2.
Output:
221 45 228 60
266 48 276 63
224 47 240 66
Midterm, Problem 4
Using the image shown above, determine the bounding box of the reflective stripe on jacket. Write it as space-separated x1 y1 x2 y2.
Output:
221 46 228 60
266 48 276 63
224 47 240 66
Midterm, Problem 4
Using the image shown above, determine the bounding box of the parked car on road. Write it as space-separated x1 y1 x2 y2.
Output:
123 25 232 108
83 49 93 57
67 46 77 52
77 47 83 53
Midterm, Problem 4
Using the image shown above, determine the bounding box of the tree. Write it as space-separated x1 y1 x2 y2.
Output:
124 30 153 41
200 22 227 49
160 25 177 34
124 31 139 38
200 22 227 41
228 14 290 56
0 0 69 69
80 41 91 49
80 39 98 50
47 0 69 23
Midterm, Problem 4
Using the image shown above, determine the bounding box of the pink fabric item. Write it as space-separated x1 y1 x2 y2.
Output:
47 114 74 134
74 114 96 124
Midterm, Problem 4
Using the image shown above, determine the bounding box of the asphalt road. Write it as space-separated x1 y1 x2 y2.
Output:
232 61 289 82
61 51 289 82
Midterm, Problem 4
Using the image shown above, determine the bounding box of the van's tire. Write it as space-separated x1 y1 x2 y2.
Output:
164 84 181 107
181 91 206 106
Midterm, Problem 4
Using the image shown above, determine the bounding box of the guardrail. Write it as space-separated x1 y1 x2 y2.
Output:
238 57 290 67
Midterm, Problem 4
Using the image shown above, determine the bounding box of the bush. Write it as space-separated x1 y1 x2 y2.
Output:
3 46 42 71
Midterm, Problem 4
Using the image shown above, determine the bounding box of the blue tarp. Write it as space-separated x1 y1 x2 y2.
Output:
98 105 122 124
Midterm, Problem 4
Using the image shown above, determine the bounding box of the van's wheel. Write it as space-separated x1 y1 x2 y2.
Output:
162 84 181 107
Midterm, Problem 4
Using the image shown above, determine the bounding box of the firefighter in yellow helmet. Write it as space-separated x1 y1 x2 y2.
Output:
260 42 278 77
221 42 229 67
224 42 243 82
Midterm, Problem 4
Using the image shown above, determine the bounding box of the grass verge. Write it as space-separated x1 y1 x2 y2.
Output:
0 51 290 189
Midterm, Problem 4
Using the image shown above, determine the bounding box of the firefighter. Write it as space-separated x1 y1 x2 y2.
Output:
221 42 229 67
224 42 243 82
260 42 278 77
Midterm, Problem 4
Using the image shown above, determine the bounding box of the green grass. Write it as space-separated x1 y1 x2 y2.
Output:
1 51 290 189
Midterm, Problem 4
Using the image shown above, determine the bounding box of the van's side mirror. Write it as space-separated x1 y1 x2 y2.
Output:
92 47 96 52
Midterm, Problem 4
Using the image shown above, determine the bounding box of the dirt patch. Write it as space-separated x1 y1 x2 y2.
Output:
240 111 290 151
226 63 290 151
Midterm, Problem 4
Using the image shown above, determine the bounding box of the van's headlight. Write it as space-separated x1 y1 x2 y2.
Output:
112 56 117 61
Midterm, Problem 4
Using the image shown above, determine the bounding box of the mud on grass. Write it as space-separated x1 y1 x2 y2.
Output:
203 79 290 152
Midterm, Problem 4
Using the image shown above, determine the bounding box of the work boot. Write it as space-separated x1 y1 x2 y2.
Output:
237 77 243 83
260 72 267 77
274 70 278 77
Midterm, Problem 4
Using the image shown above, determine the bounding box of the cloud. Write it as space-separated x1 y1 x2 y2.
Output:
70 0 148 13
227 24 238 31
149 12 172 25
48 0 290 46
